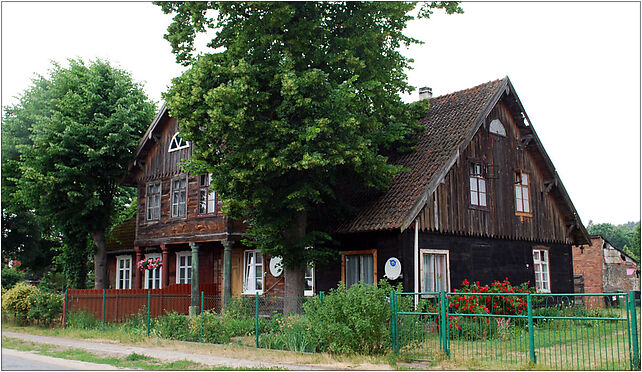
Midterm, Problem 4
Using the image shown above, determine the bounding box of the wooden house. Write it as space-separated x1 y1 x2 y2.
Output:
319 77 590 294
106 77 589 298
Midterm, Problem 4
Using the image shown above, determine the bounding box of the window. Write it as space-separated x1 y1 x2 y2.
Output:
243 250 263 294
116 255 132 289
144 253 162 289
469 163 487 207
199 174 216 214
304 265 315 296
171 178 187 218
168 132 189 152
533 249 551 293
176 251 192 284
489 119 507 136
515 171 531 215
146 182 161 221
420 250 450 292
342 250 377 289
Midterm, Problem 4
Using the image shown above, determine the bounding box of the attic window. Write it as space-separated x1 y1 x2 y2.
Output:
489 119 507 137
168 132 189 152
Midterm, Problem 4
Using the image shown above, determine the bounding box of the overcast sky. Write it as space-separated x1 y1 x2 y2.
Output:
2 2 640 225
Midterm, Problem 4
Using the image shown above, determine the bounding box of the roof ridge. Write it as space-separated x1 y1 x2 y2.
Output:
430 77 507 101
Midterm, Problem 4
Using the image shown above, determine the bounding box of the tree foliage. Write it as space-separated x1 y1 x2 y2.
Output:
157 2 462 284
4 59 155 288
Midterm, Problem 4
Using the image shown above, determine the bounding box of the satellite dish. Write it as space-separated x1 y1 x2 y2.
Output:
269 256 283 277
384 257 402 280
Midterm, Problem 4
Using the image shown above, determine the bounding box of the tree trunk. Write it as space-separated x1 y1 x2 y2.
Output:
283 210 307 314
92 230 108 289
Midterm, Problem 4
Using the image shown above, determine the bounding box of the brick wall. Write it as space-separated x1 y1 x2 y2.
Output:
572 236 604 295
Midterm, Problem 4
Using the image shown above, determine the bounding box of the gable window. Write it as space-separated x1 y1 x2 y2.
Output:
176 251 192 284
146 182 161 221
168 132 189 152
116 255 132 289
469 163 487 207
342 250 377 289
144 253 162 289
243 250 263 294
199 174 216 214
532 248 551 293
421 249 450 292
171 178 187 218
489 119 507 136
304 265 315 296
515 171 531 215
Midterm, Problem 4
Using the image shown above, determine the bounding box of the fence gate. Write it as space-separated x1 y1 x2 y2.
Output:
392 291 640 370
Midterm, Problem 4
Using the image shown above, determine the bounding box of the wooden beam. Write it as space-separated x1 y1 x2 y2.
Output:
544 179 556 194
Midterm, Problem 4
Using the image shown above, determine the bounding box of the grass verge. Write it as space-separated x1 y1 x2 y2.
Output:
1 337 285 370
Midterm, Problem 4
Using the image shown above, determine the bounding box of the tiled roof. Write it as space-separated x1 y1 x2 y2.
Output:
106 217 136 252
338 78 507 233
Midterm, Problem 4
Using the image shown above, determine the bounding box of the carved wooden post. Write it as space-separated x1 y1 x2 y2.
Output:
134 246 142 289
161 244 169 288
189 242 200 316
222 240 233 310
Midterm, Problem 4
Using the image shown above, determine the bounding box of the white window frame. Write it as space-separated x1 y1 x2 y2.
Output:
515 171 531 214
304 265 315 296
419 249 451 292
144 253 162 289
533 248 551 293
116 255 132 289
243 250 264 295
175 251 192 284
146 182 161 221
168 132 190 152
198 173 216 215
469 163 487 207
171 177 187 218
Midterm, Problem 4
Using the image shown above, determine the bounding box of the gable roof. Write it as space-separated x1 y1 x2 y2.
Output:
338 77 589 245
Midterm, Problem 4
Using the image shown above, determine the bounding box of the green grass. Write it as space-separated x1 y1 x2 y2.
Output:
1 337 286 370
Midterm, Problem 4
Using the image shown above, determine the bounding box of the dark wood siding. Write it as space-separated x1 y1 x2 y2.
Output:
417 98 572 244
132 115 234 246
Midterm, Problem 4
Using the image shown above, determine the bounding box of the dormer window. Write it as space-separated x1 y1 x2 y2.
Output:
168 132 189 152
489 119 506 137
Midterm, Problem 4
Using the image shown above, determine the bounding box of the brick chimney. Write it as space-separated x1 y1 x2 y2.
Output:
418 86 432 101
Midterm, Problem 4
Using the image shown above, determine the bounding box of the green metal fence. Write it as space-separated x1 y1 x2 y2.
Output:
392 290 641 370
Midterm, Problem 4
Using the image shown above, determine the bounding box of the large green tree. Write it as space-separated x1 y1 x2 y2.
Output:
587 221 640 262
158 2 461 307
7 59 155 288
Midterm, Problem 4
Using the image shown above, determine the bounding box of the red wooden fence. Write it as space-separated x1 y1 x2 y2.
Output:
68 284 221 322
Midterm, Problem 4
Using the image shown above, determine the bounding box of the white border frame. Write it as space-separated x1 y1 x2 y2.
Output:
304 265 315 297
175 251 192 284
419 249 451 292
243 249 264 295
532 247 551 293
116 255 133 289
168 132 190 152
145 181 162 222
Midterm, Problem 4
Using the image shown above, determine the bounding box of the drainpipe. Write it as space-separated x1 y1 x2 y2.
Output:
189 242 200 316
414 219 419 305
222 240 233 310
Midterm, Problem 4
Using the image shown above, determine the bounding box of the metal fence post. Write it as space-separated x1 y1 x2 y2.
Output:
255 293 260 348
444 292 450 356
147 291 151 337
439 291 446 354
389 290 396 353
319 291 324 304
102 289 106 330
63 289 68 329
200 291 204 343
629 290 640 369
527 293 536 364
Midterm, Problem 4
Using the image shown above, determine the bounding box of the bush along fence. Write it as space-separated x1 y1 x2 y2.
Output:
391 287 641 370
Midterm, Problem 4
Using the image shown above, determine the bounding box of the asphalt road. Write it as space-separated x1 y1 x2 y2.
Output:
1 348 121 370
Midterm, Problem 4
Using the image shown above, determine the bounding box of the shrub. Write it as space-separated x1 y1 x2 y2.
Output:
304 281 398 354
224 296 255 319
66 310 99 329
153 311 195 341
38 270 67 293
2 282 40 324
1 267 25 290
27 291 63 326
